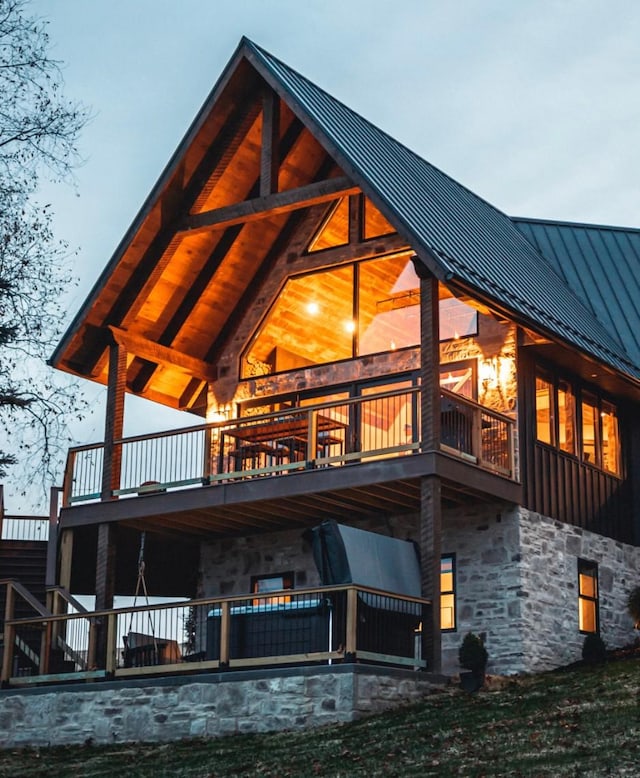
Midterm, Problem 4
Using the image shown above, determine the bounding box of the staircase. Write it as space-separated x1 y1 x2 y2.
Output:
0 540 48 616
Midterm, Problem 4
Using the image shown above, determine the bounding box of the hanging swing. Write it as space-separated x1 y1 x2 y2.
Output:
122 532 159 666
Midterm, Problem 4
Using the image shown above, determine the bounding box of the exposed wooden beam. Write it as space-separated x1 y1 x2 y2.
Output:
109 326 217 382
82 101 262 379
129 118 307 394
260 89 280 196
180 176 360 236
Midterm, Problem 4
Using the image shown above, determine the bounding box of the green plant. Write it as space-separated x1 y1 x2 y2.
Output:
582 633 607 665
627 586 640 628
458 632 488 674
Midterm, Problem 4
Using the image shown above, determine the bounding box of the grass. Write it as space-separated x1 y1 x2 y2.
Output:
1 658 639 777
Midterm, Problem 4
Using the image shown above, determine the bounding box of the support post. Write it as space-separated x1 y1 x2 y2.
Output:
94 523 117 668
219 600 230 667
101 340 127 501
418 268 442 674
1 583 15 683
345 587 358 661
58 528 74 593
46 487 61 588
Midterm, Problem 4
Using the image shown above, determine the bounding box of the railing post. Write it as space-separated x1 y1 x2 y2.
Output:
105 613 118 675
219 600 230 667
62 452 75 507
87 618 98 670
345 587 358 661
1 583 15 683
306 410 318 463
203 426 213 482
472 408 482 463
40 620 52 675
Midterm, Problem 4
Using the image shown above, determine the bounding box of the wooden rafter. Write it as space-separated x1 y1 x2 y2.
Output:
180 176 359 236
260 88 280 196
109 327 217 382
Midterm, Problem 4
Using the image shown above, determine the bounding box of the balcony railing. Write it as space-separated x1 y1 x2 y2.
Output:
63 387 515 506
0 583 430 686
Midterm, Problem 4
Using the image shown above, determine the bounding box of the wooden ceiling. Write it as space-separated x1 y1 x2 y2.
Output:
51 57 366 415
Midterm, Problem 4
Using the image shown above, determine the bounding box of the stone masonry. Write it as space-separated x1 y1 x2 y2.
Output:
0 666 443 749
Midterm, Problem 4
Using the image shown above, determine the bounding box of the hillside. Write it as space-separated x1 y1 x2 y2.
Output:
1 657 639 777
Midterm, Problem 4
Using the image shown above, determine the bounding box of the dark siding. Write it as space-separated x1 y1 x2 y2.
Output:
519 345 637 544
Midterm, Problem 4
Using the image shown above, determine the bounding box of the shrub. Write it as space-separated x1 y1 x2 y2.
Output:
582 633 607 665
627 586 640 628
459 632 488 674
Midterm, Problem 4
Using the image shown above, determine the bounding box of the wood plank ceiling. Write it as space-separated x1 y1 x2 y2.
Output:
52 59 363 415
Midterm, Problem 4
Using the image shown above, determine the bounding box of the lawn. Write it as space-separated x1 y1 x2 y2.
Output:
1 658 639 777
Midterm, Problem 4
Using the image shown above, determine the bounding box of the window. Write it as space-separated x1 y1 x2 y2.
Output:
535 374 554 445
251 572 294 606
242 259 480 378
581 394 599 464
440 555 456 631
601 401 620 475
558 380 576 454
578 560 598 634
534 368 621 476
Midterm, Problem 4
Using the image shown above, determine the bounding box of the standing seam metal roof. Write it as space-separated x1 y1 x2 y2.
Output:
243 39 640 380
513 218 640 369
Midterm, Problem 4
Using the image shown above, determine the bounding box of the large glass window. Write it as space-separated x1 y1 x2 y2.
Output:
358 256 420 355
440 555 456 631
578 560 598 634
243 258 480 378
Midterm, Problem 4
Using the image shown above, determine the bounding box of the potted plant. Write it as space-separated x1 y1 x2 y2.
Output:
459 631 488 692
627 586 640 629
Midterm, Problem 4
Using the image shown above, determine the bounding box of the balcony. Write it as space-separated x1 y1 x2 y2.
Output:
63 387 516 509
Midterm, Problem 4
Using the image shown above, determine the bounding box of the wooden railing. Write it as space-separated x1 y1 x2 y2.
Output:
1 585 430 686
63 387 515 506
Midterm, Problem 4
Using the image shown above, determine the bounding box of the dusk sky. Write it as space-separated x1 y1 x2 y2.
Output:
10 0 640 511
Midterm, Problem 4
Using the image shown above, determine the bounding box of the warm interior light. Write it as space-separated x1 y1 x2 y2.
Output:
306 301 320 315
344 320 356 333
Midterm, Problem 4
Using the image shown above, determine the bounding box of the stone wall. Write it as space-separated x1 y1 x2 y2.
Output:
0 666 443 749
518 509 640 672
199 504 640 677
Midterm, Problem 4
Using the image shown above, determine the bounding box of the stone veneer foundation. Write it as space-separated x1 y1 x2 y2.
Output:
0 666 444 749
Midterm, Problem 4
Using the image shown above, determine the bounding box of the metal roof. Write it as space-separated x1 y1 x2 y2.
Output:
244 39 640 380
512 218 640 368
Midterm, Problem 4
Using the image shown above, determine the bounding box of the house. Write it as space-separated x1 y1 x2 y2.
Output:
4 38 640 697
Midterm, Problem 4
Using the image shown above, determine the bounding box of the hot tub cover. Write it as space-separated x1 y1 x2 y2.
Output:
309 520 421 597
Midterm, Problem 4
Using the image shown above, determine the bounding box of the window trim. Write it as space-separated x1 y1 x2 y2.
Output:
440 553 457 632
534 366 622 477
577 558 599 635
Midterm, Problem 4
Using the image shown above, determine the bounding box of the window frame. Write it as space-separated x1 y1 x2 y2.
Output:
534 366 622 477
440 554 457 632
577 559 599 635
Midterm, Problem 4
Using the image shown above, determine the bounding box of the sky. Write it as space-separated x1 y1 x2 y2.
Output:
7 0 640 512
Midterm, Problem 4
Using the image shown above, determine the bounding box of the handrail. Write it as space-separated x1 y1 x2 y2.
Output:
62 385 516 505
2 584 431 685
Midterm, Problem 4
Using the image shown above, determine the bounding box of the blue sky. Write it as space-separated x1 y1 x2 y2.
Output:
9 0 639 511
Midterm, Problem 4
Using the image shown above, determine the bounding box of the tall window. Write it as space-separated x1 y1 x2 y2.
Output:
601 401 620 475
535 375 553 445
581 394 599 465
557 380 576 454
440 555 456 631
578 559 599 634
